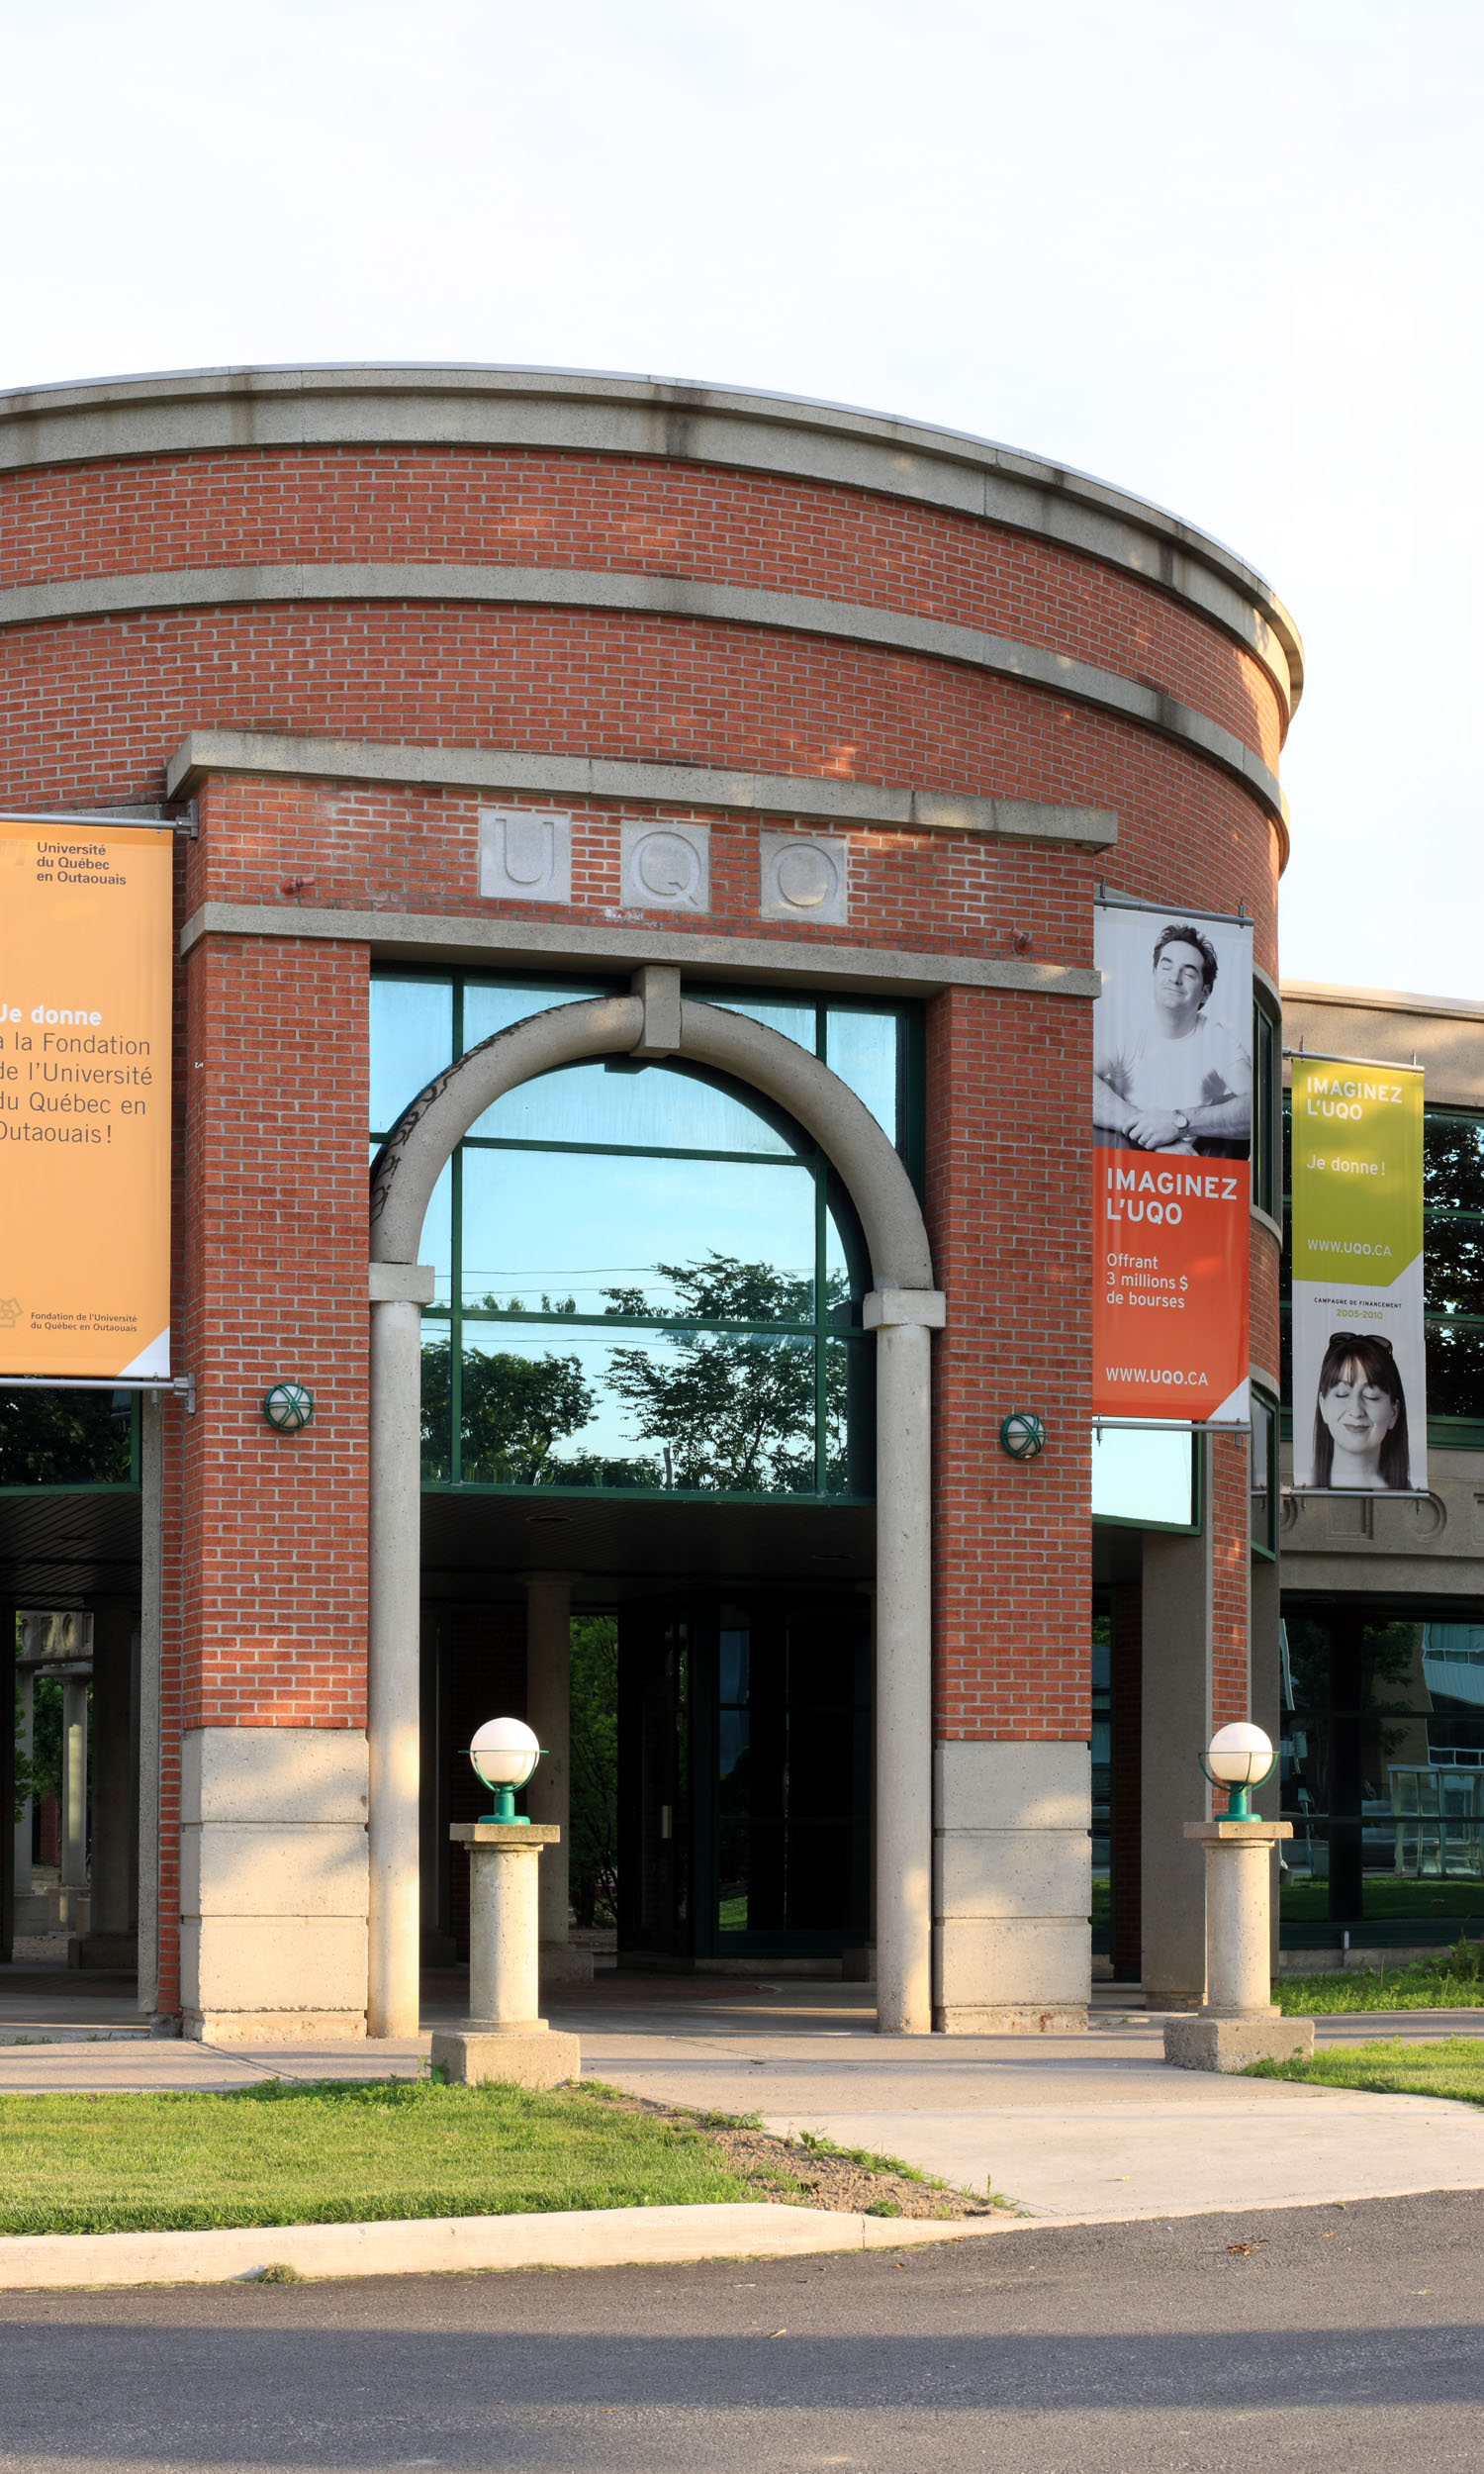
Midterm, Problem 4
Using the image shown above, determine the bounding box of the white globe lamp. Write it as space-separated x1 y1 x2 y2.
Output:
469 1717 542 1824
1202 1721 1274 1821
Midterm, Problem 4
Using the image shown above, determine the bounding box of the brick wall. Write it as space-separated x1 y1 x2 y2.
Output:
0 412 1287 2008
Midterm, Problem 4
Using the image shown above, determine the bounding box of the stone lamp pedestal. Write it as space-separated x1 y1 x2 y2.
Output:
1163 1819 1315 2073
429 1824 582 2090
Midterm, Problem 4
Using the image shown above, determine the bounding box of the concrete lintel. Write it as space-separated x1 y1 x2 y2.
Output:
178 901 1103 1002
368 1263 436 1304
165 726 1120 846
629 963 683 1056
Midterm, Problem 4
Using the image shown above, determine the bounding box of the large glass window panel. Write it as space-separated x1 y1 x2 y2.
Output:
823 1336 874 1495
1426 1220 1484 1320
470 1058 799 1153
0 1389 135 1486
458 1328 819 1492
1424 1112 1484 1215
1426 1319 1484 1420
708 996 817 1051
461 1150 818 1318
370 977 452 1135
461 979 600 1053
825 1007 898 1146
418 1332 454 1481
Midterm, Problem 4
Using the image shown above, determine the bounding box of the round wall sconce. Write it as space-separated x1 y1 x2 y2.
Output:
470 1716 544 1824
1200 1722 1275 1821
262 1380 315 1433
999 1411 1047 1461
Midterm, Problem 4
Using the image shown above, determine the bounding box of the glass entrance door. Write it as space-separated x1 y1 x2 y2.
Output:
617 1590 871 1968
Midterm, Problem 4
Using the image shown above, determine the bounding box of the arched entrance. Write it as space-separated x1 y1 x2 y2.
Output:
367 967 944 2036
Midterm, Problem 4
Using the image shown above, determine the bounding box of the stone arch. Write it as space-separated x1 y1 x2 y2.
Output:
367 972 944 2038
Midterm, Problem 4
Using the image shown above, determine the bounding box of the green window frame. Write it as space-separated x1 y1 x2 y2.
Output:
371 968 923 1502
1252 983 1282 1222
1251 1387 1278 1559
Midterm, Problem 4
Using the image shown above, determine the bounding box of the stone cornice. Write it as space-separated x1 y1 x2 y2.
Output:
0 362 1303 714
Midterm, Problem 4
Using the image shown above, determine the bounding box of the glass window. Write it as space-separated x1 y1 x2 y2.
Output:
1251 1391 1277 1558
460 1150 819 1318
1091 1425 1197 1527
1281 1606 1484 1934
471 1059 797 1153
825 1007 899 1147
374 967 917 1502
1252 987 1281 1220
0 1389 137 1488
1281 1097 1484 1442
369 977 453 1138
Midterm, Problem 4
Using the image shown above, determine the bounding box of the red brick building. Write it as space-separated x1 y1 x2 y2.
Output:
0 367 1299 2035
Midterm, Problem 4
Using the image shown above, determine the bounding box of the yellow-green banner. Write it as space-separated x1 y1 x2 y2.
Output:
1290 1056 1425 1492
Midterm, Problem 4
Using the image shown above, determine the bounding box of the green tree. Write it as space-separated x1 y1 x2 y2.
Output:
569 1615 618 1928
602 1255 852 1493
421 1337 597 1483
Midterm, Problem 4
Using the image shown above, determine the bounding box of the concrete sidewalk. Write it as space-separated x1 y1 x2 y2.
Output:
2 1978 1483 2227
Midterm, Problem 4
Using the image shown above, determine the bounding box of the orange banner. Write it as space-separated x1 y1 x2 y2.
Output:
1091 901 1252 1424
1093 1153 1251 1421
0 818 172 1378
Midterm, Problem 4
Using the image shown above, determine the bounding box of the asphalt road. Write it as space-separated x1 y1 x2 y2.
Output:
2 2193 1481 2473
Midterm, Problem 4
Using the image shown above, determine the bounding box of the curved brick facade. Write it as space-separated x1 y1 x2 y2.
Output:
0 368 1299 2033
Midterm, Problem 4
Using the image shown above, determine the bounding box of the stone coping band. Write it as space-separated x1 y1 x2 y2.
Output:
4 562 1285 830
166 727 1124 849
0 363 1302 712
178 900 1103 1002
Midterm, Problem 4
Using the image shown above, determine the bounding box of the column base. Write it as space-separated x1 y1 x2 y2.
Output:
183 2009 368 2044
69 1932 139 1970
935 2004 1088 2035
540 1942 595 1983
431 2026 582 2089
1163 2013 1315 2072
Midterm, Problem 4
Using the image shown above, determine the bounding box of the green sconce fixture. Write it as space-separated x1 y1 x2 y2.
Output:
999 1410 1047 1461
262 1380 315 1432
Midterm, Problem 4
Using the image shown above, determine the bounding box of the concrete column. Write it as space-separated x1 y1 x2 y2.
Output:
866 1290 944 2036
136 1391 164 2019
14 1664 35 1908
368 1294 424 2038
523 1573 574 1953
75 1598 139 1968
1140 1444 1214 2010
1 1606 14 1964
59 1672 90 1932
1250 1552 1283 1977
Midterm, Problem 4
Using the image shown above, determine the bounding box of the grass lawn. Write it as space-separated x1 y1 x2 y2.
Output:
1275 1946 1484 2014
1249 2036 1484 2105
0 2077 769 2237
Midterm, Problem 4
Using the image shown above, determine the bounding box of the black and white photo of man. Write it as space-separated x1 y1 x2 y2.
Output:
1093 918 1252 1157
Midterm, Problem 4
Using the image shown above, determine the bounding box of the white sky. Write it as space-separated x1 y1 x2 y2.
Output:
3 0 1478 1004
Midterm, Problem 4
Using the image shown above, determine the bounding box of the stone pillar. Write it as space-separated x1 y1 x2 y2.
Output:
524 1572 592 1982
368 1285 427 2039
866 1291 945 2035
1 1606 14 1964
13 1662 34 1914
74 1598 139 1969
430 1823 580 2088
59 1671 90 1934
1250 1552 1283 1977
136 1391 164 2021
1140 1451 1214 2010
